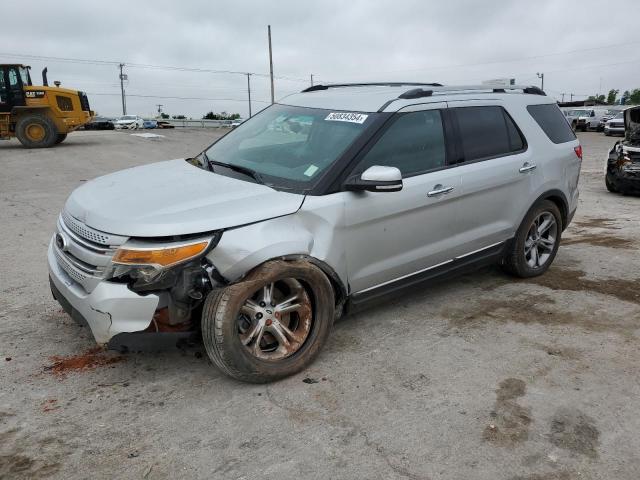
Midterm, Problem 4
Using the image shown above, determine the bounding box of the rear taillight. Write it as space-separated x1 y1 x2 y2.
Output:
574 145 583 160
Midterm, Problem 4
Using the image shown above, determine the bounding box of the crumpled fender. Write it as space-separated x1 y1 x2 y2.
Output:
206 215 315 282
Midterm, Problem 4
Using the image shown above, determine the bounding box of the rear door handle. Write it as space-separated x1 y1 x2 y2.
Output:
519 162 537 173
427 184 454 197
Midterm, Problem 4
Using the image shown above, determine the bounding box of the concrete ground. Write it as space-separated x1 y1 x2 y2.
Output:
0 129 638 480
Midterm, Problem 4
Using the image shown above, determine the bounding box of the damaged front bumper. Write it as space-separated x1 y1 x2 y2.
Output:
48 240 159 344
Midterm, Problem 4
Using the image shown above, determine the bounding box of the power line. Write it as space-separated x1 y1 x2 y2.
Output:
87 92 272 104
0 52 309 83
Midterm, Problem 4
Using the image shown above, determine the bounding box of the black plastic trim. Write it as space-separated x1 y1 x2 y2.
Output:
302 82 443 93
347 241 507 311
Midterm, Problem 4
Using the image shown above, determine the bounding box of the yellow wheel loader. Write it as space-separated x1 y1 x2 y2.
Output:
0 64 93 148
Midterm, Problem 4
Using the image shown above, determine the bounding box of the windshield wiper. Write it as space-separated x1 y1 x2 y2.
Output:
202 151 263 184
207 158 264 184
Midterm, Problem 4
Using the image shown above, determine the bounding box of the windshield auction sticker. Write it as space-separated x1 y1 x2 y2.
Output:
325 112 369 124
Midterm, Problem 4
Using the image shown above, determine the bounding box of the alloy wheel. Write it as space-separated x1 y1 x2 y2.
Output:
524 212 558 269
237 278 312 361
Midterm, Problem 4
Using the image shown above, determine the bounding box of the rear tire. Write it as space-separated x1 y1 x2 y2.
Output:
503 200 562 278
201 260 334 383
54 133 67 145
605 174 618 193
16 114 58 148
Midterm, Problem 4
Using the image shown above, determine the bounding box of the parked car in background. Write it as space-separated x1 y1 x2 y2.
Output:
598 109 624 131
565 108 608 131
604 111 625 136
231 118 245 128
605 106 640 194
114 115 144 129
143 119 158 129
48 83 581 383
83 116 115 130
157 120 175 129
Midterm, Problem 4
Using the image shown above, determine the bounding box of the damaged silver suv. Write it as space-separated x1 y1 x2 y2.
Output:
49 83 582 382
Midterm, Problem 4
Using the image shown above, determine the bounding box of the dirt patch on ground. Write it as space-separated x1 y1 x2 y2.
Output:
483 378 531 447
573 217 620 229
44 347 124 377
445 288 635 337
0 429 65 479
562 233 634 249
523 268 640 305
510 472 573 480
548 407 600 458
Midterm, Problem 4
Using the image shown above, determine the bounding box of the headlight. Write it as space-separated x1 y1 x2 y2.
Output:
108 236 218 283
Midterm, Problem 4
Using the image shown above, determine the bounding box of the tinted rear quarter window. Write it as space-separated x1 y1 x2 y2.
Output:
454 106 525 162
527 104 576 144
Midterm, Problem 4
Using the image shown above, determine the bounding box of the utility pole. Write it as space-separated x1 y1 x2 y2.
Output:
246 73 252 118
310 74 314 87
268 25 275 104
570 93 574 101
536 72 544 91
119 63 127 116
156 104 163 116
561 93 565 102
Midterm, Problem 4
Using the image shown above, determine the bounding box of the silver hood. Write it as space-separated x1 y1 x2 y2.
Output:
64 159 305 237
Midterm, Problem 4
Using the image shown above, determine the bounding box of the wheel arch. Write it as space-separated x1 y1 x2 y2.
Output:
227 254 348 320
530 189 569 230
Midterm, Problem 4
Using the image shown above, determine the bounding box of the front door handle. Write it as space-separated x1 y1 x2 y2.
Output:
427 184 454 197
519 162 537 173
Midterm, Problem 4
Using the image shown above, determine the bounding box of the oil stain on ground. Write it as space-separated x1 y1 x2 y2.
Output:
523 268 640 305
572 217 621 229
548 407 600 458
483 378 531 447
562 233 634 249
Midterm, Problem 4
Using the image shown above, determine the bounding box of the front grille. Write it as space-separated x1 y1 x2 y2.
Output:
54 213 128 293
62 211 111 245
56 95 73 111
77 91 90 112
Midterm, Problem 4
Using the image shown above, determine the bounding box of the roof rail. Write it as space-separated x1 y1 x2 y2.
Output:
301 82 443 93
397 84 546 98
375 84 546 112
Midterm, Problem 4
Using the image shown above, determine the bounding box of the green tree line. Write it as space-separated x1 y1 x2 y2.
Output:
589 89 640 105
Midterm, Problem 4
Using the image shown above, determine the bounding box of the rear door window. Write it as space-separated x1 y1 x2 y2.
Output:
453 106 526 162
527 104 576 144
355 110 446 177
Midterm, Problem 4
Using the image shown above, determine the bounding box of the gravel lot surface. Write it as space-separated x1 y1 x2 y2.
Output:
1 129 639 480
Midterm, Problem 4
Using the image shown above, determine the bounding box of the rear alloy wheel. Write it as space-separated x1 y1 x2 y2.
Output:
202 260 334 383
16 114 58 148
503 200 562 278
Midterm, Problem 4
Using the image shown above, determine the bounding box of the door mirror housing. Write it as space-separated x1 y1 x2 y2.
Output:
344 165 403 192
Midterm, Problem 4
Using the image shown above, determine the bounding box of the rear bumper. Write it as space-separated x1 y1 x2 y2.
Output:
48 240 159 344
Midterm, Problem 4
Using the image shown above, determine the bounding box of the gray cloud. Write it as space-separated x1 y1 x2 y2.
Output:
2 0 638 117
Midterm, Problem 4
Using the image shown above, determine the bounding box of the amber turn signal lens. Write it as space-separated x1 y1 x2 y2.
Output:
112 241 209 267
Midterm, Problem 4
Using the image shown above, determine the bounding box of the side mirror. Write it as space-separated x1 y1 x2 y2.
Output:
344 165 403 192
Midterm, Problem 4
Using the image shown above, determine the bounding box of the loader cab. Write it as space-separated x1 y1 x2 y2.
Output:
0 64 32 112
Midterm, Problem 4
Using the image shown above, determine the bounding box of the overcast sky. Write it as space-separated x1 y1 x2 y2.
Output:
2 0 638 118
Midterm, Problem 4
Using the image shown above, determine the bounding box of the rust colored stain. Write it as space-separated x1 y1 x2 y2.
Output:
45 347 124 377
41 399 59 413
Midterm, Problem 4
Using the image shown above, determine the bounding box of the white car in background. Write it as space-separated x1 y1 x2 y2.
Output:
230 118 245 128
564 108 608 132
114 115 145 129
604 111 625 136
